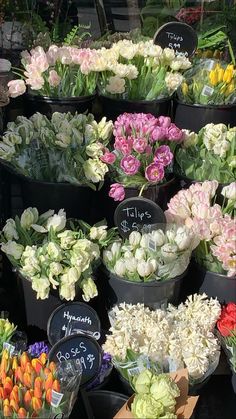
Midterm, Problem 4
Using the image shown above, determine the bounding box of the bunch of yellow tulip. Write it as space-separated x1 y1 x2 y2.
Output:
179 60 236 105
0 319 17 355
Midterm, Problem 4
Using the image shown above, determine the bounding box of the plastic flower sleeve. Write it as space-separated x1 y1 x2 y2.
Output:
49 359 82 418
178 59 236 105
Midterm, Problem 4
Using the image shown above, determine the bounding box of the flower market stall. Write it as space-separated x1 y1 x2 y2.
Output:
0 2 236 419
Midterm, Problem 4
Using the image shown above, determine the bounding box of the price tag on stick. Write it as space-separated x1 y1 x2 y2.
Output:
49 334 102 388
154 22 198 57
47 302 101 346
114 197 166 239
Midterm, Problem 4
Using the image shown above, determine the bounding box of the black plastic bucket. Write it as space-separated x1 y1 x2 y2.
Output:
193 262 236 304
232 371 236 394
173 99 236 132
100 265 187 310
99 94 172 121
25 93 96 118
16 271 83 331
77 390 128 419
18 176 96 222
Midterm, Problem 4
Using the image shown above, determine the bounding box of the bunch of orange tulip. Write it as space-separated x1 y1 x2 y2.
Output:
0 350 60 418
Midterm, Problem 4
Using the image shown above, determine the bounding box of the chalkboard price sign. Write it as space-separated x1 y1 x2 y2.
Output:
154 22 198 57
114 197 166 238
49 334 102 387
47 302 101 346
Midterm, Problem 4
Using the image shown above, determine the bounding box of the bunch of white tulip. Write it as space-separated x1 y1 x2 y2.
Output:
1 207 110 301
103 226 199 282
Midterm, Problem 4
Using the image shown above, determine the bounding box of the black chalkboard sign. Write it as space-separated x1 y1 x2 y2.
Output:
47 302 101 346
114 197 166 238
154 22 198 57
49 334 102 387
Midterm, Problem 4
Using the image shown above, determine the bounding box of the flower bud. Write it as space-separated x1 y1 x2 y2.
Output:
24 389 32 407
114 259 127 277
25 362 34 375
0 386 4 399
10 398 19 412
4 377 13 395
45 373 54 391
43 367 51 378
18 407 27 418
3 404 13 417
12 357 18 371
52 379 60 392
31 358 43 374
31 396 42 412
46 388 52 404
10 389 19 403
15 367 24 383
23 372 32 389
34 377 43 390
20 353 30 371
129 231 141 247
38 353 47 366
49 362 57 374
34 386 42 399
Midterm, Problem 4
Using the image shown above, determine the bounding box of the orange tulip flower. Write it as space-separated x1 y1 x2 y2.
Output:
12 356 18 371
10 389 19 403
3 404 13 417
25 362 34 375
18 407 27 418
24 389 32 407
52 379 60 393
0 386 4 399
39 353 47 366
34 377 43 390
20 353 30 371
43 367 51 378
3 377 13 395
45 388 52 404
15 367 24 383
34 386 42 399
31 359 43 375
31 396 42 412
44 373 53 391
10 398 19 412
23 372 32 389
49 362 57 374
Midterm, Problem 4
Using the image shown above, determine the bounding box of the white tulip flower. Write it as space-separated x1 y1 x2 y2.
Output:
46 209 66 232
20 207 38 230
1 241 24 260
129 231 142 247
3 218 19 241
114 259 127 277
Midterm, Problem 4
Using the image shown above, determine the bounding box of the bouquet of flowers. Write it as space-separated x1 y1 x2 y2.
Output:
165 180 236 276
107 113 183 202
0 349 82 418
217 302 236 374
178 59 236 105
0 207 115 301
115 369 198 419
7 45 101 98
104 294 221 383
0 319 16 355
0 112 113 188
97 39 191 100
103 226 199 282
175 123 236 183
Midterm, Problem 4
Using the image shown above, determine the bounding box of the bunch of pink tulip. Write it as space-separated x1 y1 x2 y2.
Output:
8 45 99 98
107 113 183 201
165 180 236 276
